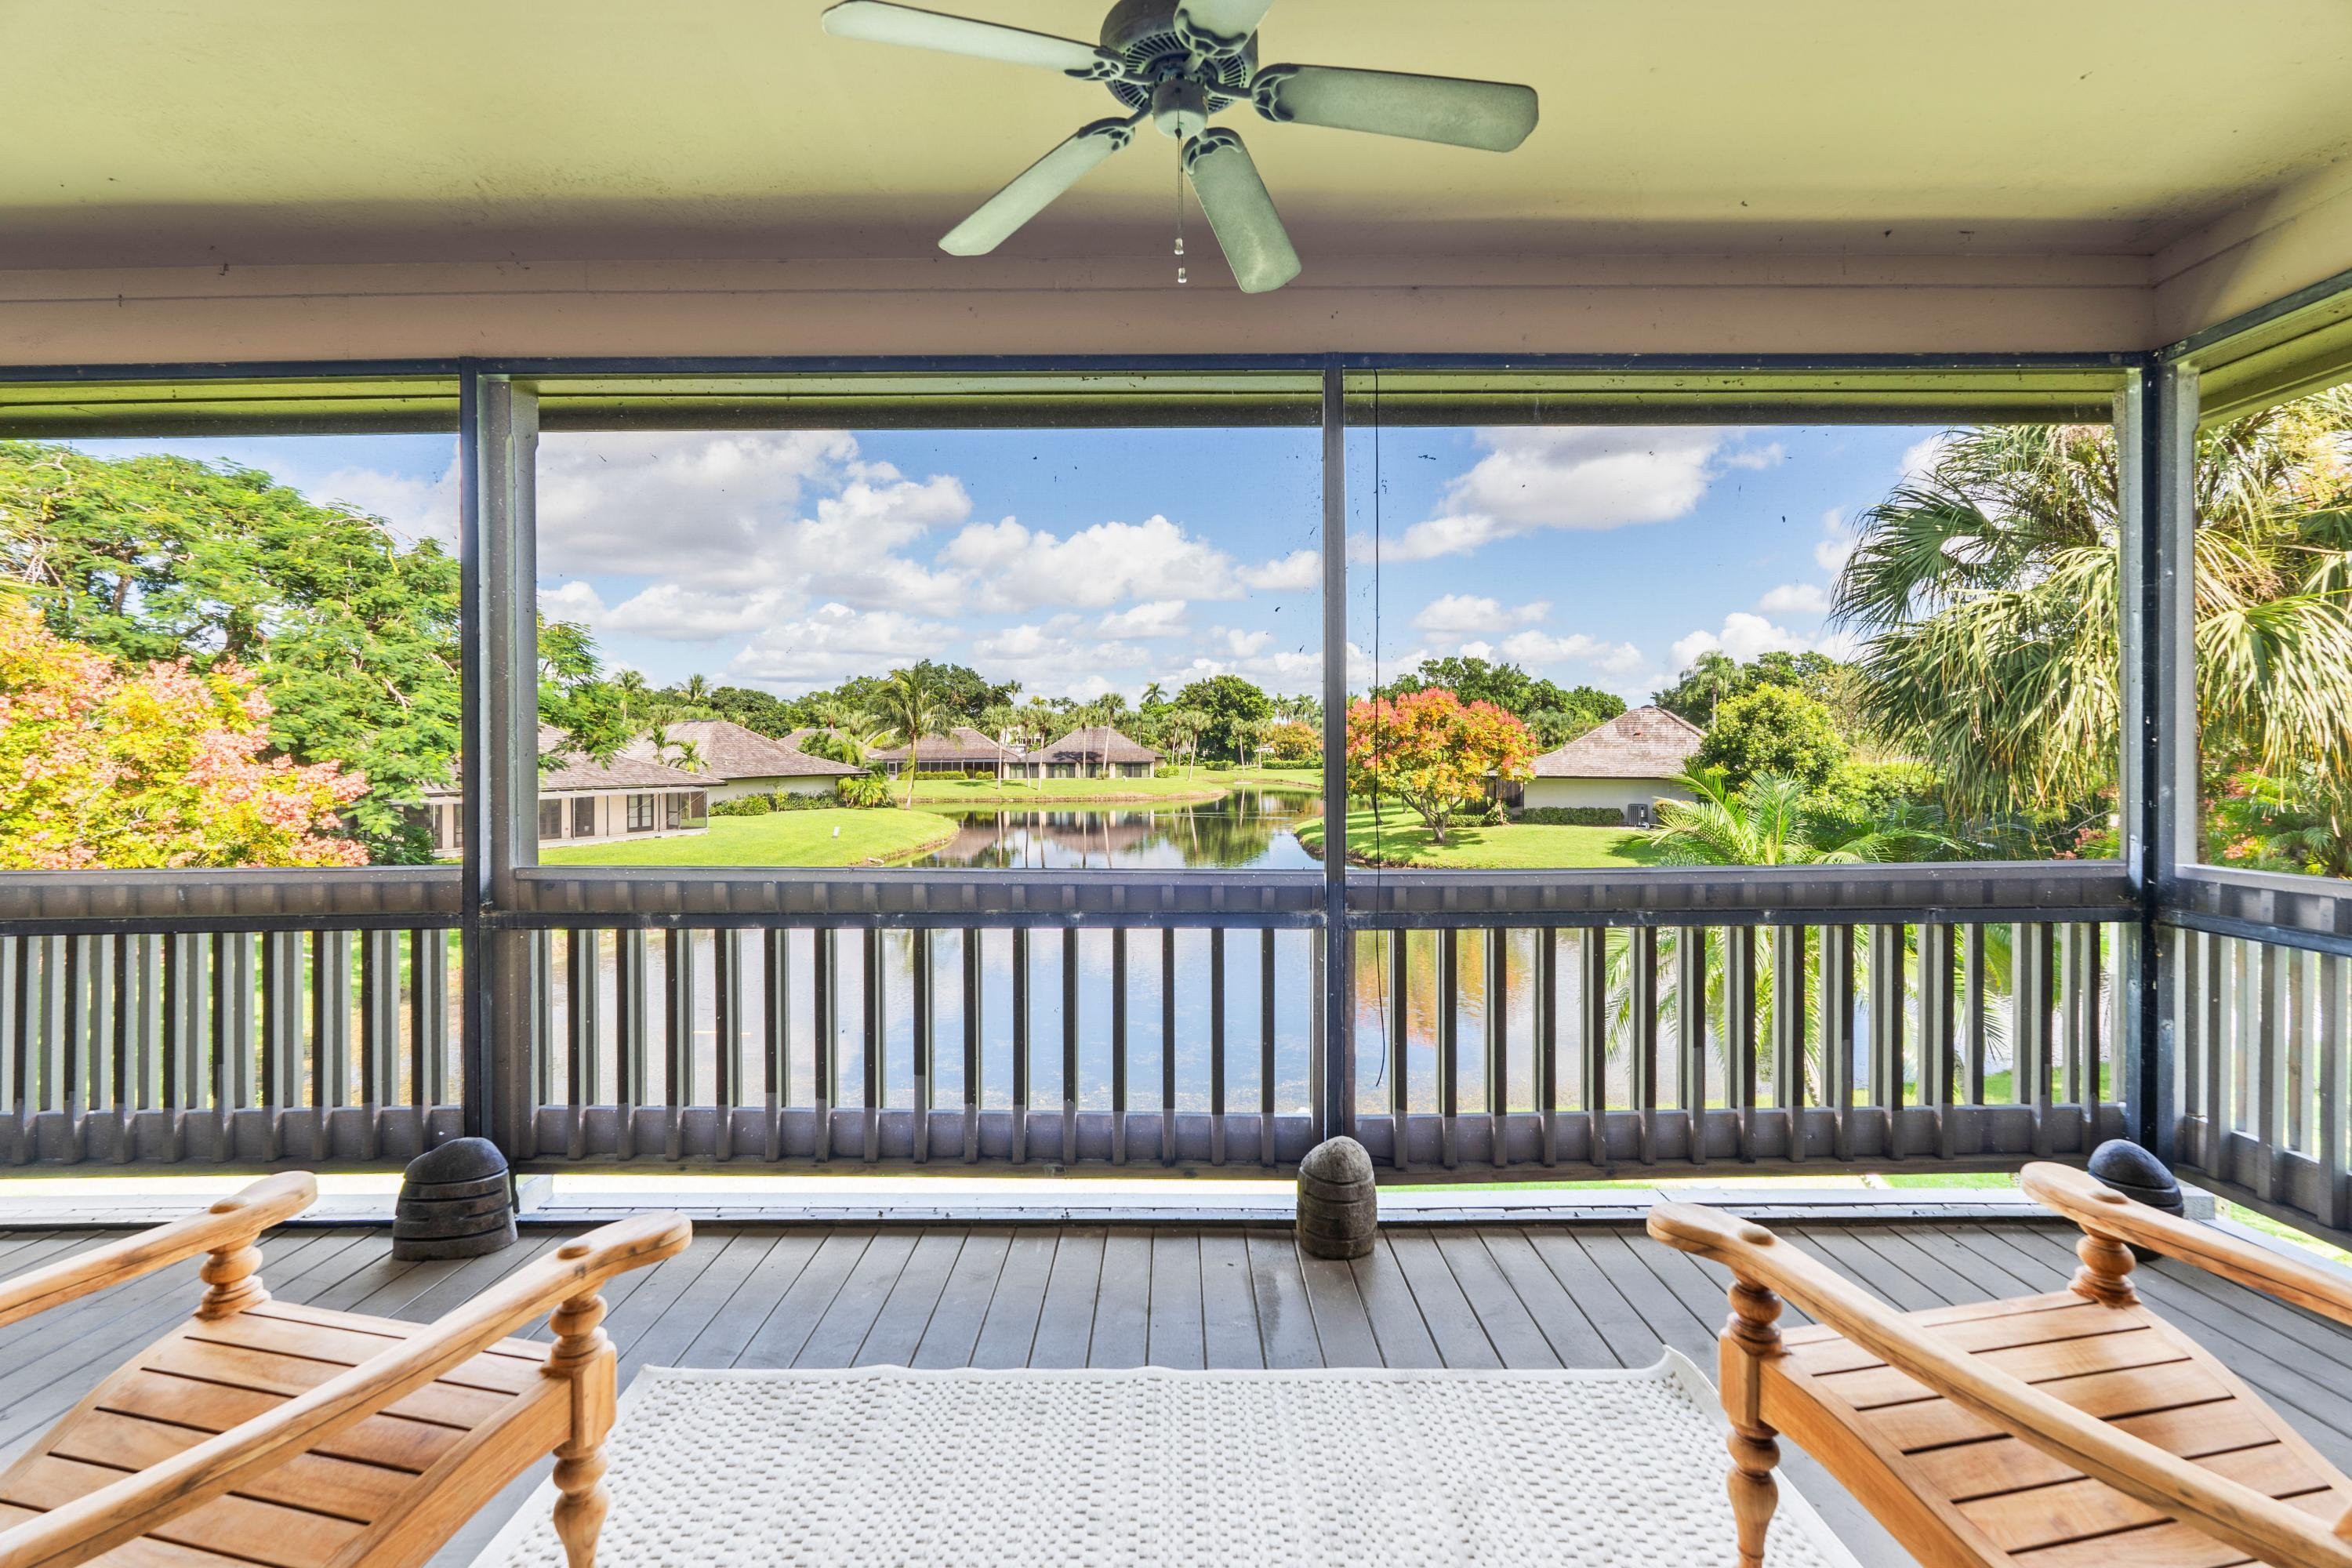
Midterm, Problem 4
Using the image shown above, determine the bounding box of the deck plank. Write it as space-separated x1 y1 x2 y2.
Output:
910 1228 1011 1370
967 1229 1058 1369
1028 1226 1105 1369
1197 1231 1263 1370
854 1230 965 1367
1146 1230 1205 1369
1241 1232 1321 1369
1087 1228 1153 1367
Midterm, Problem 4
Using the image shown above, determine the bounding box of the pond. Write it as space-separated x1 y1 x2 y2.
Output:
906 783 1323 870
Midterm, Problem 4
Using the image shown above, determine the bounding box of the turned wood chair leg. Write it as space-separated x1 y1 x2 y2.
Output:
2071 1225 2139 1308
195 1197 274 1319
1722 1272 1786 1568
545 1257 619 1568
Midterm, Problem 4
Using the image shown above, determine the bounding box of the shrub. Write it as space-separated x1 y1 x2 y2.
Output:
834 773 895 809
710 795 773 818
1516 806 1629 827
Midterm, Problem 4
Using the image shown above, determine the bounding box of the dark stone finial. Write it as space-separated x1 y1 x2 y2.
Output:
2085 1138 2184 1218
392 1135 517 1260
1297 1136 1377 1260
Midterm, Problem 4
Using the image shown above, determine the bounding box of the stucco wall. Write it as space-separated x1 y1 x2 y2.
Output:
1522 775 1693 812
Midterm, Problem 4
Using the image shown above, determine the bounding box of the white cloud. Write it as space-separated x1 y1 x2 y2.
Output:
726 603 962 692
318 459 460 547
1814 509 1859 574
1411 593 1550 637
538 581 607 623
1722 442 1786 470
1359 426 1733 562
1900 433 1956 483
601 584 800 641
944 514 1305 612
536 431 865 583
1756 582 1831 615
1094 600 1191 639
1496 630 1646 676
1240 550 1321 592
966 622 1156 698
1671 612 1858 670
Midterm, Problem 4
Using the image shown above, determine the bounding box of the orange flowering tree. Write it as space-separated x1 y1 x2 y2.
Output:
0 600 367 869
1345 687 1534 844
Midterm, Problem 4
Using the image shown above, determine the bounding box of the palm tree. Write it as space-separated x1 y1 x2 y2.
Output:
1626 768 1988 1106
644 724 703 774
869 666 947 808
1141 681 1166 709
1679 651 1740 722
679 673 712 706
1835 395 2352 818
612 669 649 728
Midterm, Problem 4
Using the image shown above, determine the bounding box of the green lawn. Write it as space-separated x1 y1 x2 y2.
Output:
902 775 1226 804
540 810 956 868
1296 808 1659 869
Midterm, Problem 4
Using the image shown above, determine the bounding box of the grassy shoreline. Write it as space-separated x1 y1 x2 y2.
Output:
541 809 957 867
902 776 1227 806
1296 808 1657 870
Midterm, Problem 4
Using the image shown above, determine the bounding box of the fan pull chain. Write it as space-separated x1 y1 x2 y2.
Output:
1174 154 1187 285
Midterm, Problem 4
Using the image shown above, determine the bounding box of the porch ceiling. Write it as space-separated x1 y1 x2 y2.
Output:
9 0 2352 272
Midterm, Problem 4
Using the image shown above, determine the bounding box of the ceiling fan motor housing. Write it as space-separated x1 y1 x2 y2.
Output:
1098 0 1252 114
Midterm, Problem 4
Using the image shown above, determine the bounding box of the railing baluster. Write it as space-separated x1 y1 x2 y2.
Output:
615 927 648 1160
2320 952 2347 1231
1866 924 1904 1161
314 931 351 1160
2 936 20 1163
1725 924 1756 1162
1581 929 1608 1172
913 927 933 1166
124 934 158 1157
2201 931 2227 1168
1772 925 1806 1159
1962 924 1987 1106
1676 925 1705 1166
1010 926 1028 1166
1061 927 1078 1166
2256 939 2284 1202
2016 922 2055 1156
259 931 301 1160
1821 925 1853 1163
1537 928 1559 1167
964 927 982 1163
663 928 694 1161
715 927 742 1163
1485 927 1508 1170
1261 927 1278 1171
1110 927 1127 1167
1160 927 1177 1167
1387 931 1409 1172
1210 927 1228 1167
1632 927 1659 1166
358 931 396 1160
813 928 837 1164
1920 924 1957 1161
214 932 252 1163
529 931 552 1152
866 927 885 1164
567 930 601 1161
1437 927 1458 1170
764 928 790 1161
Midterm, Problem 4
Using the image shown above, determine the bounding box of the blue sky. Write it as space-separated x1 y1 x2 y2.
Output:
73 419 1946 706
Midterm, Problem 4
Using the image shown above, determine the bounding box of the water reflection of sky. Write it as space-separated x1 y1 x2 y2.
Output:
909 787 1322 871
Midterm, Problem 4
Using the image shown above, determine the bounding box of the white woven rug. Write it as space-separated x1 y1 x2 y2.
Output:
471 1355 1864 1568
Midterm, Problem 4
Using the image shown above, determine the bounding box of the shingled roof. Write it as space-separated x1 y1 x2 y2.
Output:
421 726 708 799
1025 725 1160 765
1528 706 1705 779
866 725 1025 765
622 719 862 780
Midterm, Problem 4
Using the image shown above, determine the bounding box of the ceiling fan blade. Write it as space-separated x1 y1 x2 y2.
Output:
941 119 1137 256
821 1 1119 78
1252 64 1537 151
1182 129 1300 295
1173 0 1274 55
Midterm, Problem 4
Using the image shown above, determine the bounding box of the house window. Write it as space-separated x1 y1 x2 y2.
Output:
684 791 708 828
445 804 463 851
664 793 685 830
538 799 564 840
626 794 656 832
573 797 597 837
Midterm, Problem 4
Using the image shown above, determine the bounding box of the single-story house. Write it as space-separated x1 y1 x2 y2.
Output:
1021 726 1161 779
622 719 863 801
867 725 1026 779
1519 706 1706 826
421 727 713 854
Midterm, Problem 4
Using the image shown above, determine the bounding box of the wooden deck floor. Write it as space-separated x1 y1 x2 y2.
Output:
5 1217 2350 1567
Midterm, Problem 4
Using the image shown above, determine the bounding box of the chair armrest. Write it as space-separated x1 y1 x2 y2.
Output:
1649 1201 2352 1568
0 1210 691 1568
0 1173 317 1333
2022 1160 2352 1330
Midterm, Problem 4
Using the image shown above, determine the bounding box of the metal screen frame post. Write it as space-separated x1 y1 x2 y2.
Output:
2120 362 2194 1160
459 368 542 1155
1318 361 1354 1142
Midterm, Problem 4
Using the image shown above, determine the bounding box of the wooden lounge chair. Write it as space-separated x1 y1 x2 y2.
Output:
0 1173 691 1568
1650 1162 2352 1568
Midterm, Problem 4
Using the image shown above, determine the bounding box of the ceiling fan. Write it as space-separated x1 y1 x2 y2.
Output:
818 0 1539 293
